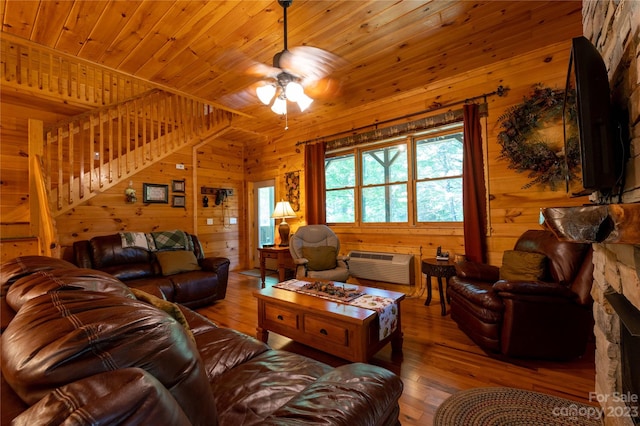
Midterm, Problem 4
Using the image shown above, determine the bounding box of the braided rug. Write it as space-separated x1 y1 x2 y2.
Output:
434 387 603 426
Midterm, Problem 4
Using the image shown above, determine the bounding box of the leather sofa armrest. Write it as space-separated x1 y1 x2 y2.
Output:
199 256 230 273
12 368 192 426
72 240 93 268
199 257 230 299
337 254 350 261
293 258 309 265
263 363 402 426
454 260 500 282
494 280 578 300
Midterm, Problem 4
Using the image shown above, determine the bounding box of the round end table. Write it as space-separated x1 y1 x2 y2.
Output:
422 258 457 316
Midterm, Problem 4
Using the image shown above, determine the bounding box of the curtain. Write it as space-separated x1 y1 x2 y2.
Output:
462 104 488 263
304 142 326 225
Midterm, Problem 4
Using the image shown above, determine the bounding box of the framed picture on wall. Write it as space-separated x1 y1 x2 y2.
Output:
143 183 169 203
172 180 185 193
172 195 186 208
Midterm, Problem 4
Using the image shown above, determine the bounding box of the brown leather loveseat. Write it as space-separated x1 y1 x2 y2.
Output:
73 231 229 308
448 230 594 360
1 256 403 425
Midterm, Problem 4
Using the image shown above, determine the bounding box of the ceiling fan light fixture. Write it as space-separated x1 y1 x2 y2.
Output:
256 84 276 105
295 93 313 112
271 95 287 115
284 81 304 102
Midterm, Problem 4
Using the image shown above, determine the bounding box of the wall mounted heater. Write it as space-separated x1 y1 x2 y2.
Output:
348 251 415 286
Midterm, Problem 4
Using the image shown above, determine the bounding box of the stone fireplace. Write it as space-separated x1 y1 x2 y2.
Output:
592 243 640 425
561 1 640 425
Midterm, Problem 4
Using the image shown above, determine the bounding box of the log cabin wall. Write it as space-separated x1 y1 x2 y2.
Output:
51 136 245 268
244 39 591 276
0 2 593 276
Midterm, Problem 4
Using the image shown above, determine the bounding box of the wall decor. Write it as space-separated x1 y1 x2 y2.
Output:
125 180 137 203
172 180 185 192
172 195 186 208
497 84 580 190
142 183 169 203
285 171 300 211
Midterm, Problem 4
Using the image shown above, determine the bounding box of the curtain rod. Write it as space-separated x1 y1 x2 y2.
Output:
295 85 509 146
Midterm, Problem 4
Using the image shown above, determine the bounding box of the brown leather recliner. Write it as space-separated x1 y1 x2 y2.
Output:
448 230 594 360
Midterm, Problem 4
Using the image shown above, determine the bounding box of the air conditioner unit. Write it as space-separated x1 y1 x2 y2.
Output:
348 251 415 285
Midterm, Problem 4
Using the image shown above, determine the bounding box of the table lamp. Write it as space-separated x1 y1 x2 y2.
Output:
271 200 296 246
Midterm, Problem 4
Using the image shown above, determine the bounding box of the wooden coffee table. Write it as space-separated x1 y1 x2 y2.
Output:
254 281 405 363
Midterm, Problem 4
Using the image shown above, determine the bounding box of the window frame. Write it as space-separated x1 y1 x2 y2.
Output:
325 123 465 228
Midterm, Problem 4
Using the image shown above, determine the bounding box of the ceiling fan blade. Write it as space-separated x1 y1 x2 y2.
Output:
217 49 281 79
279 46 347 81
302 77 345 100
219 81 265 109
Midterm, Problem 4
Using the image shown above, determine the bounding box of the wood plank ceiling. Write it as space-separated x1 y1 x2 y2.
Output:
1 0 583 143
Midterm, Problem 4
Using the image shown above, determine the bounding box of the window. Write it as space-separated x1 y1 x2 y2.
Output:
325 154 355 223
325 124 464 225
361 145 408 222
415 132 463 222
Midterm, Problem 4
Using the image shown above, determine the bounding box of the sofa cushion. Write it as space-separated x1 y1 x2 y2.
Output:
130 288 194 341
1 256 77 294
12 368 192 426
499 250 548 281
156 250 201 276
212 350 332 425
302 246 337 271
1 290 217 426
88 234 156 280
6 268 134 311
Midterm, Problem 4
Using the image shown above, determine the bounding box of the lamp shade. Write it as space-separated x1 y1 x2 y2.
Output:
285 81 304 102
295 93 313 112
271 200 296 219
271 96 287 115
256 84 276 105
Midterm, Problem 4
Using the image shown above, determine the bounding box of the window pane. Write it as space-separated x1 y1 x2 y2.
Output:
325 154 355 189
362 145 407 185
326 189 355 223
416 134 463 179
362 184 407 222
416 178 463 222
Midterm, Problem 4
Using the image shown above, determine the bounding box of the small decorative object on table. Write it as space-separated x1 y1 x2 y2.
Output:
300 281 364 302
436 246 450 261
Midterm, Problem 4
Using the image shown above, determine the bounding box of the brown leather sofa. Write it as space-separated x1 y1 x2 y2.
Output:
73 232 230 308
1 256 403 425
448 230 594 360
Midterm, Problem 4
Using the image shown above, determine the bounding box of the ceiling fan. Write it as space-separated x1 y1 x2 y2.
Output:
250 0 346 116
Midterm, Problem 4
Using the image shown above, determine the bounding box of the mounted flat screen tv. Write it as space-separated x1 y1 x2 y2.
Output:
563 36 623 197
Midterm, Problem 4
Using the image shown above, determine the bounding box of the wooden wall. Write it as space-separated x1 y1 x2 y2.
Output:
1 28 594 278
243 40 590 279
53 136 246 268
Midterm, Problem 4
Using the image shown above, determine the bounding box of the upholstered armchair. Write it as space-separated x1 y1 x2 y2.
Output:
289 225 350 282
448 230 594 360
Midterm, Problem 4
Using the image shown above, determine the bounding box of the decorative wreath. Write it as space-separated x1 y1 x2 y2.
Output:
497 84 580 190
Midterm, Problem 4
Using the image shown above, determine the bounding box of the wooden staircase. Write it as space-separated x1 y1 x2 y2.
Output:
42 88 234 216
2 34 240 254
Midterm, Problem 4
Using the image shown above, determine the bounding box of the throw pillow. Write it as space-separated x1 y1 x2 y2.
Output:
156 250 201 276
500 250 548 281
302 246 337 271
130 288 194 341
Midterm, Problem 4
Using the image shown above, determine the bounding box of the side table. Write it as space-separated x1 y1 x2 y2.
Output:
258 246 295 288
422 258 457 316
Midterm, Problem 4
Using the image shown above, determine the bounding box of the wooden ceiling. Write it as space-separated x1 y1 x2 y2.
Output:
1 1 583 142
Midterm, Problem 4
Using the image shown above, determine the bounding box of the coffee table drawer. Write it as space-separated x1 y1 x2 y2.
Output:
264 304 299 330
303 315 348 346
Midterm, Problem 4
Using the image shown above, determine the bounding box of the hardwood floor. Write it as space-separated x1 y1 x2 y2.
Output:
196 271 597 426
